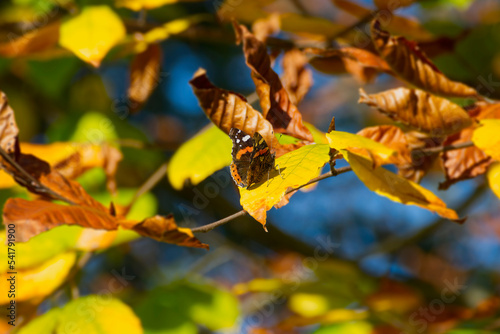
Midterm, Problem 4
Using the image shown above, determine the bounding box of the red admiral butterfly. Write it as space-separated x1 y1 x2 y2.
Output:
229 128 275 188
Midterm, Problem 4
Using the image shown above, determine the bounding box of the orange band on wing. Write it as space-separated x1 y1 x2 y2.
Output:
236 146 253 159
253 148 269 157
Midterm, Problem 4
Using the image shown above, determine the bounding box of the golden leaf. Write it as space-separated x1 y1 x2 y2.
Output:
0 21 60 57
487 162 500 200
116 0 203 10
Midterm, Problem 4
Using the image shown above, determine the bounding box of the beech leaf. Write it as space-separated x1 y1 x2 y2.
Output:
342 150 459 221
472 119 500 161
487 162 500 200
359 87 472 136
0 21 60 57
0 92 18 155
282 49 313 104
234 23 313 141
59 6 126 67
116 0 203 10
371 20 478 98
239 144 330 228
128 43 162 114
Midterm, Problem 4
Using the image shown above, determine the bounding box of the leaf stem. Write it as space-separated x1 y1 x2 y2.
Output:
412 140 474 159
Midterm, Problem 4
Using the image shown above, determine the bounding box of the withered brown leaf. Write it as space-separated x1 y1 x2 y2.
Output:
371 20 478 98
281 49 312 104
234 23 313 141
359 87 472 136
128 43 162 114
0 92 19 156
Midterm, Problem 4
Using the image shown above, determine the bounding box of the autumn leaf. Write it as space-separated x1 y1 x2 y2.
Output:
0 252 76 303
371 20 478 98
307 47 392 83
0 92 18 155
440 127 491 190
342 150 459 221
59 6 126 67
470 102 500 120
356 125 410 166
189 68 277 146
359 87 472 136
128 43 162 114
18 295 143 334
487 162 500 200
0 21 60 57
168 125 232 190
116 0 203 10
472 119 500 161
239 144 330 228
234 23 313 141
281 49 312 104
252 13 281 41
326 130 397 166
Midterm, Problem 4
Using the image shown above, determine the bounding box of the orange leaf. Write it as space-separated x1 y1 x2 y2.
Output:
281 49 312 104
234 23 313 141
189 68 277 147
439 127 491 190
128 43 162 114
0 21 60 57
0 92 19 155
359 87 472 136
371 20 478 98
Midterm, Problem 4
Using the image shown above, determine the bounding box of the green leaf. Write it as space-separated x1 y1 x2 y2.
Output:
168 125 232 190
313 321 373 334
135 281 239 334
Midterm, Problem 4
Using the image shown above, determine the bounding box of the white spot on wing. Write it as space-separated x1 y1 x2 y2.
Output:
242 135 251 142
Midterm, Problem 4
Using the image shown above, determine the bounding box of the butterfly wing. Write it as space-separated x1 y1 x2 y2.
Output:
229 128 254 187
247 132 275 186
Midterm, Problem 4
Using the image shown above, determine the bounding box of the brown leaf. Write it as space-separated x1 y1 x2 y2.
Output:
128 43 162 114
400 131 441 183
468 102 500 120
234 23 313 141
252 13 281 41
281 49 312 104
371 20 478 98
359 87 472 136
0 21 60 57
439 127 492 190
307 47 391 83
332 0 433 41
124 215 209 249
0 92 19 155
189 68 277 147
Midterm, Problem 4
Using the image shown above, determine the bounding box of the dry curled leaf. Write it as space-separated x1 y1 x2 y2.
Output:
0 21 61 57
399 131 441 183
439 127 491 190
359 87 472 136
371 20 478 98
234 23 313 141
128 43 162 114
281 49 312 104
357 125 411 166
189 68 277 147
308 47 391 83
252 13 281 41
0 92 18 155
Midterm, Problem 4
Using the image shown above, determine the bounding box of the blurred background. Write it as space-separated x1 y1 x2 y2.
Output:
0 0 499 333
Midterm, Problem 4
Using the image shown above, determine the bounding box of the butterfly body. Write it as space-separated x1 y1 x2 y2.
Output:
229 128 275 188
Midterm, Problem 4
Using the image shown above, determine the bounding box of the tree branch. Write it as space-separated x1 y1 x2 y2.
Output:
412 140 474 159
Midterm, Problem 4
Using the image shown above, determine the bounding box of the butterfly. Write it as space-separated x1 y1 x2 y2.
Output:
229 128 276 188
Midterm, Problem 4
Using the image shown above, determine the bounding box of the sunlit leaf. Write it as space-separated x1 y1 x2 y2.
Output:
342 150 459 220
239 144 330 228
135 281 239 333
19 295 143 334
190 68 277 146
371 20 478 98
313 321 372 334
0 92 19 155
168 124 232 190
234 23 313 141
59 6 126 67
0 21 60 57
0 252 76 303
472 119 500 161
359 87 472 136
128 43 162 114
281 309 368 329
326 130 396 166
487 162 500 200
282 49 312 104
139 16 207 47
116 0 203 11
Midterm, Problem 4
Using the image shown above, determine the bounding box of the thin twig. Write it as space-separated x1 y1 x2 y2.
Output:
191 166 352 233
0 147 76 205
412 140 474 158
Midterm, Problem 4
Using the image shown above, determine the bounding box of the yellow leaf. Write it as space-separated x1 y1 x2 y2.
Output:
326 131 396 166
472 119 500 161
239 144 330 228
59 6 126 67
168 124 232 190
116 0 203 10
343 150 459 220
0 252 76 303
487 162 500 199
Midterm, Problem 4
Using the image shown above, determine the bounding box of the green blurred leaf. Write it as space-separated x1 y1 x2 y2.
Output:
27 58 80 100
135 281 239 334
313 321 373 334
18 308 62 334
168 125 232 190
